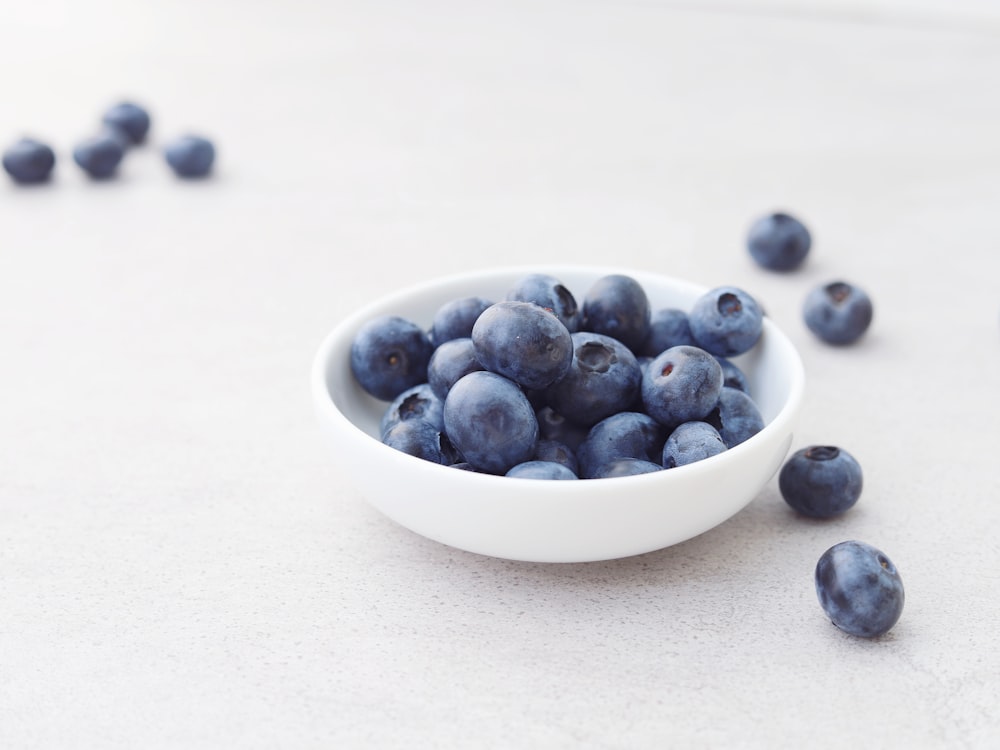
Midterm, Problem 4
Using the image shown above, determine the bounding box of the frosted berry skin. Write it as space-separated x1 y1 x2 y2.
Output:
779 445 863 518
3 138 56 184
164 135 216 177
747 212 812 271
443 371 538 475
379 383 444 438
815 541 904 638
506 460 578 480
472 301 574 390
350 315 435 401
429 296 493 347
641 345 724 429
580 274 651 354
662 421 727 468
102 101 151 145
688 286 764 357
505 274 581 333
544 332 643 428
73 133 125 179
803 281 873 345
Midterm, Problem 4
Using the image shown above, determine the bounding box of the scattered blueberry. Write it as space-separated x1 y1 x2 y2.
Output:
688 286 764 357
102 101 151 145
73 132 125 179
747 211 812 271
429 296 493 347
662 421 727 468
779 445 863 518
803 281 873 345
472 301 574 390
815 540 904 638
506 460 578 480
164 134 216 178
506 273 581 332
350 315 435 401
442 371 538 475
2 137 56 184
581 274 651 354
641 345 724 429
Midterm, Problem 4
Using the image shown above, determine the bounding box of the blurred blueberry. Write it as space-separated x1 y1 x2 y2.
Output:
803 281 873 345
506 460 578 480
164 134 215 178
73 132 125 179
689 286 764 357
747 211 812 271
102 101 151 145
2 137 56 184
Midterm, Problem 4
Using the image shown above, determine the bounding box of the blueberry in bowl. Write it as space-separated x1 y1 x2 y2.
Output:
311 266 805 562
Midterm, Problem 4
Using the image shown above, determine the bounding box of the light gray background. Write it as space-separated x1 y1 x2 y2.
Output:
3 1 999 747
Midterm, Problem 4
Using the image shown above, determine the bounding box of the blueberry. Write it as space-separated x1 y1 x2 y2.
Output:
533 439 579 475
747 211 812 271
580 274 651 353
379 383 445 438
443 371 538 475
662 421 727 468
472 301 573 390
715 356 750 394
803 281 873 345
576 411 666 479
506 274 581 332
590 458 663 478
102 101 151 145
544 332 643 428
2 138 56 184
815 540 904 638
350 315 434 401
506 460 578 480
641 345 724 429
689 286 764 357
779 445 862 518
704 386 765 448
164 135 216 178
72 133 125 179
535 406 590 452
429 296 493 347
426 337 485 401
639 307 696 358
382 419 459 466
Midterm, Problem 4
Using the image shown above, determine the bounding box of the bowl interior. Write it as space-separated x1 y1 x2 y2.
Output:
312 265 805 562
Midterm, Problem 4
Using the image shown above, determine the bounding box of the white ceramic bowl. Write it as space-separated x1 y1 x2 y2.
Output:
311 265 805 563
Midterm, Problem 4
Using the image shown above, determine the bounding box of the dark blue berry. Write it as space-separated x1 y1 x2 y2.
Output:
544 332 643 428
689 286 764 357
73 133 125 179
427 337 485 401
576 411 666 479
102 101 151 145
2 138 56 184
429 296 493 346
747 212 812 271
350 315 434 401
779 445 862 518
164 135 215 178
382 419 459 465
472 301 573 390
443 371 538 475
662 421 727 468
580 274 651 353
533 439 579 475
639 307 696 357
641 345 724 429
506 460 578 480
815 540 904 638
379 383 445 438
506 274 581 332
704 386 765 448
803 281 873 345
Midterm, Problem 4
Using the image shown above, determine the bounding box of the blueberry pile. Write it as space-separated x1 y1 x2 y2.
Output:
351 273 769 480
2 100 216 184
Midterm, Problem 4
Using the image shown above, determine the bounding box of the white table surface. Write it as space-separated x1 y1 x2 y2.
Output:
3 1 1000 747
